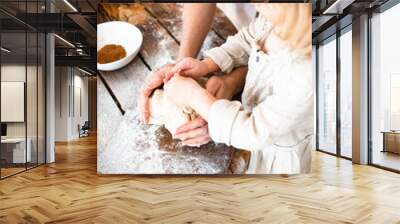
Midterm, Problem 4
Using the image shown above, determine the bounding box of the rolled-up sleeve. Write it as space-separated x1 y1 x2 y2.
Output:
208 99 242 144
208 66 314 150
204 21 256 73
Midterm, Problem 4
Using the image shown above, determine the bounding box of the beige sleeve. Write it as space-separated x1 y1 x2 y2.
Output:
207 66 314 150
203 20 257 73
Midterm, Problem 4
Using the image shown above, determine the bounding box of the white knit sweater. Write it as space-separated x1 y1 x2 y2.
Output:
204 16 314 174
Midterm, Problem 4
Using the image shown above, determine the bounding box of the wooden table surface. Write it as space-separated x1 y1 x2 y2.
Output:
97 3 243 174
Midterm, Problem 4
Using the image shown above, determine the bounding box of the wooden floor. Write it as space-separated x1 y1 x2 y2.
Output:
1 167 26 178
0 135 399 223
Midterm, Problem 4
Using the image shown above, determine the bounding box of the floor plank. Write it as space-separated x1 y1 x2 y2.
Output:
1 135 400 223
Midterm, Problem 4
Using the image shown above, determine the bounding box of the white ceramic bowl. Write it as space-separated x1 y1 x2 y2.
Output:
97 21 143 71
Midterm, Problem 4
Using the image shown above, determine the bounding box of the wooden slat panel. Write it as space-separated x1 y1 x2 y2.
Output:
212 8 238 40
144 3 226 58
97 3 116 24
99 3 238 42
142 3 183 40
97 77 123 157
99 57 149 111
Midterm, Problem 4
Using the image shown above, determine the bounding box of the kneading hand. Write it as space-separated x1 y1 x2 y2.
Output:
138 63 174 124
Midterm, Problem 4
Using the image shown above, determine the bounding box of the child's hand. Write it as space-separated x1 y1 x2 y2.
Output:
164 75 214 146
174 117 211 146
164 57 212 82
163 74 202 108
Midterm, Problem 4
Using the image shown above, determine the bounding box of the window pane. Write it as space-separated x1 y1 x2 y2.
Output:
390 75 400 130
318 37 337 154
27 31 38 169
371 3 400 171
1 29 28 177
340 29 352 158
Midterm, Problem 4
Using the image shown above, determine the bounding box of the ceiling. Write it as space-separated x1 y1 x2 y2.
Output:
312 0 390 44
0 0 96 73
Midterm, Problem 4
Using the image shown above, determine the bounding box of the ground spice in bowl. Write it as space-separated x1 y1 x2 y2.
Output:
97 44 127 64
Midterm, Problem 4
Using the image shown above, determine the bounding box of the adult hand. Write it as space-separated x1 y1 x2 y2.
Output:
138 63 174 124
205 75 235 100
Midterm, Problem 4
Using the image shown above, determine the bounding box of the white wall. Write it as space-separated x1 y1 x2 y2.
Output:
1 66 26 138
1 64 46 164
55 66 69 141
72 73 89 138
1 65 37 138
54 67 89 141
1 65 26 142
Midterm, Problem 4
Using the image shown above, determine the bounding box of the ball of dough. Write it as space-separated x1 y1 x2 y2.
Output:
149 89 197 135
